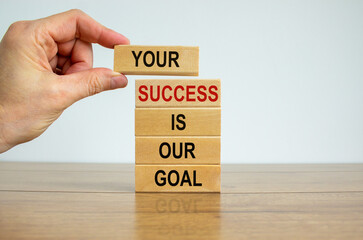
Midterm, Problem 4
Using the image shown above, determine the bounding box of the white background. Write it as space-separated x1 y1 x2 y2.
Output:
0 0 362 163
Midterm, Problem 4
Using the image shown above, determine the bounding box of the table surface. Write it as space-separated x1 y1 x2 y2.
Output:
0 162 362 240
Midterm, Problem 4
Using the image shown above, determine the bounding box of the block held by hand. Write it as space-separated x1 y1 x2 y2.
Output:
114 45 199 76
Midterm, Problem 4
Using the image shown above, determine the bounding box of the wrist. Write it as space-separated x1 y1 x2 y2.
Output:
0 104 11 153
0 138 10 153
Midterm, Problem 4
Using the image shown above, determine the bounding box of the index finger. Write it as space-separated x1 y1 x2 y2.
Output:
42 9 129 48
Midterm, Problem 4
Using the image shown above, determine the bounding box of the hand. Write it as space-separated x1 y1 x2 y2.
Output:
0 9 129 153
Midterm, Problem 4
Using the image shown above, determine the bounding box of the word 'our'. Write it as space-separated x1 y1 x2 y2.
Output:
159 142 195 159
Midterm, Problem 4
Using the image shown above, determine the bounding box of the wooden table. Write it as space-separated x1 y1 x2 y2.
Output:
0 162 362 239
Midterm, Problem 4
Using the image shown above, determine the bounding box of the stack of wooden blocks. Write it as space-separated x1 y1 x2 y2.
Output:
114 46 221 192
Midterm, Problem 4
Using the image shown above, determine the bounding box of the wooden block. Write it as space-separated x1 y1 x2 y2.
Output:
135 108 221 136
136 137 220 164
114 45 199 75
135 165 220 192
135 79 221 107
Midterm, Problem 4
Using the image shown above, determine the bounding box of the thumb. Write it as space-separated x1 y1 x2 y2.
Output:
60 68 128 104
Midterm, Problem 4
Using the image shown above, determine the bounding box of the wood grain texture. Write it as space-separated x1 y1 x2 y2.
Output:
135 108 221 136
114 45 199 75
1 162 363 240
135 79 221 107
135 165 221 192
1 165 363 193
135 136 220 164
1 191 363 240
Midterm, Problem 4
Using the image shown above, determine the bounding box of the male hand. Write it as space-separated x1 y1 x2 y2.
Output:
0 9 129 153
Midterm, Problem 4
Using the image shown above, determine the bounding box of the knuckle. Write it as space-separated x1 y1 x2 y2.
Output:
5 21 28 41
33 25 56 52
87 73 104 96
2 21 29 48
67 9 87 38
68 9 85 16
8 21 27 31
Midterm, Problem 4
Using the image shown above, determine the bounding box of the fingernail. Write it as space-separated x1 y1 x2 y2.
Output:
111 73 128 89
111 71 122 76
